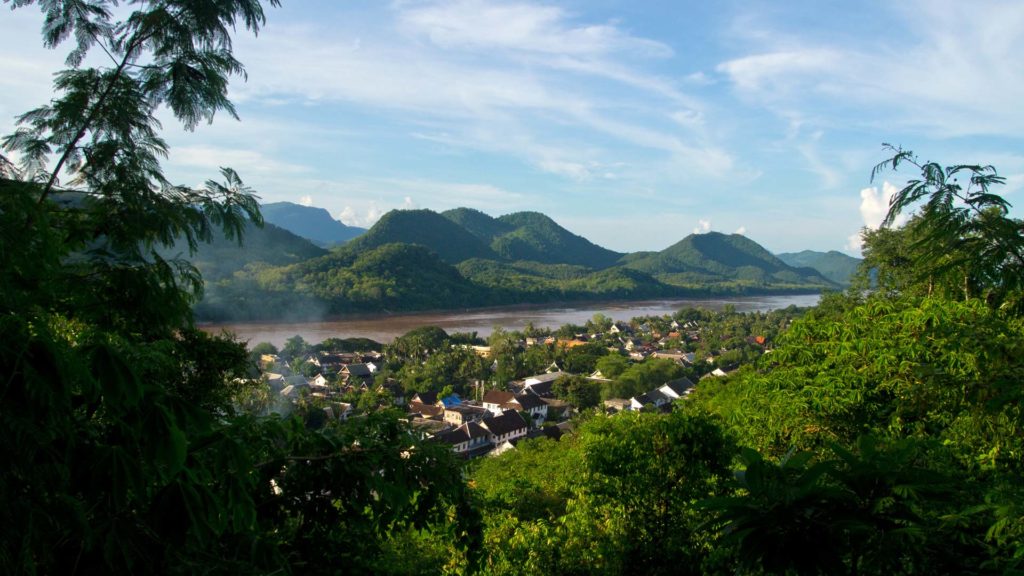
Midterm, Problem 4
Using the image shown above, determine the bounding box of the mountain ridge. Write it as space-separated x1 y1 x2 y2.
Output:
193 206 838 321
261 201 365 247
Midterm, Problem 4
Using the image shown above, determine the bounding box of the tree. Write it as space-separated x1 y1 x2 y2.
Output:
870 145 1024 304
552 374 600 410
281 334 311 361
1 2 479 573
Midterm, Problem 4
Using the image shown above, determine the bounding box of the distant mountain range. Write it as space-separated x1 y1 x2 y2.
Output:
261 202 365 247
776 250 862 286
192 203 845 321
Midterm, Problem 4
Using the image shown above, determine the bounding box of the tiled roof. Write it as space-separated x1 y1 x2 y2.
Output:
435 421 490 445
513 393 546 411
481 410 527 436
661 377 695 397
412 391 438 405
482 389 515 405
409 401 444 418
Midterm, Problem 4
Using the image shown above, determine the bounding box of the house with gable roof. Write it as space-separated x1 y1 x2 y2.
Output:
479 410 528 445
434 421 491 455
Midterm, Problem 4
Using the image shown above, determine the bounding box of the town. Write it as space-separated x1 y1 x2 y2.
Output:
250 305 805 458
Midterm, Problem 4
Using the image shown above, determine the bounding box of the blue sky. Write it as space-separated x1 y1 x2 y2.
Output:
3 0 1023 255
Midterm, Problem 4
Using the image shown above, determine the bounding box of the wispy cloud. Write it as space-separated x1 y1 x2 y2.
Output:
717 0 1024 137
396 0 673 57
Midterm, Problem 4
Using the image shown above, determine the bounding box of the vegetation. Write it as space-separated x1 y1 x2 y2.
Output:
199 222 831 321
3 0 1021 572
0 2 474 573
776 249 863 286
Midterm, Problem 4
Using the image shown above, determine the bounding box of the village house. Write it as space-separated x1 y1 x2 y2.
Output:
479 410 528 446
443 403 489 427
520 370 564 397
340 363 374 386
627 377 696 411
434 421 490 455
481 389 515 414
481 389 548 424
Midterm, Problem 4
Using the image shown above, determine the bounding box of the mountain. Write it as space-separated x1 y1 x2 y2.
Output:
439 208 623 269
623 232 836 288
492 212 623 269
261 201 365 247
345 209 498 264
161 220 328 281
191 211 835 321
777 250 862 286
441 207 514 242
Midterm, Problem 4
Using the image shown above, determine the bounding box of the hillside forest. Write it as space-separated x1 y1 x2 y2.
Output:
189 205 841 321
1 2 1023 575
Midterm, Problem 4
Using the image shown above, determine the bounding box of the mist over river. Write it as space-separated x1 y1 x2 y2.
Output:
200 293 821 348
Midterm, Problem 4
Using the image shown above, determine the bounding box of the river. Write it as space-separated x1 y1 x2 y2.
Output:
199 293 821 348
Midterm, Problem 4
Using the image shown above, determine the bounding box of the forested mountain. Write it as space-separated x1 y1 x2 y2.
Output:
441 207 515 241
777 249 862 286
622 232 834 288
162 220 328 281
345 209 497 264
437 207 624 268
195 212 835 320
261 201 365 246
492 211 623 268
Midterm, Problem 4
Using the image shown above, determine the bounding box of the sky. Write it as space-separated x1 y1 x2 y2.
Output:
2 0 1023 255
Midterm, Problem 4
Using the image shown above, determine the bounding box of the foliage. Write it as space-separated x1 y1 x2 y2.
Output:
776 250 863 286
552 374 601 410
0 2 478 573
868 144 1024 304
703 437 976 575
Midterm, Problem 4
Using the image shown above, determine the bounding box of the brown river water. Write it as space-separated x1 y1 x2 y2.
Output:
199 293 821 348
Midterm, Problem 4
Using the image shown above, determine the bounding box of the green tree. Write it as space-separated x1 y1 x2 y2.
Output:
0 2 479 573
552 374 601 410
281 334 312 361
870 145 1024 304
594 353 629 378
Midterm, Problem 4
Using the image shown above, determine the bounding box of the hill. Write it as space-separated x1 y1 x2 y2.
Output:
160 220 328 281
261 201 365 247
623 232 836 289
439 208 623 268
345 209 498 264
441 207 514 242
190 209 834 321
777 250 862 286
491 212 623 269
198 243 492 320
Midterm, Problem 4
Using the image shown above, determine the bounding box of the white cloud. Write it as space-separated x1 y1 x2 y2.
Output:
397 0 673 58
298 195 313 207
846 181 909 252
717 49 839 95
670 109 705 129
845 232 864 253
169 146 310 176
858 181 902 229
694 219 712 234
338 204 387 228
735 226 747 235
683 71 714 86
538 159 592 180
